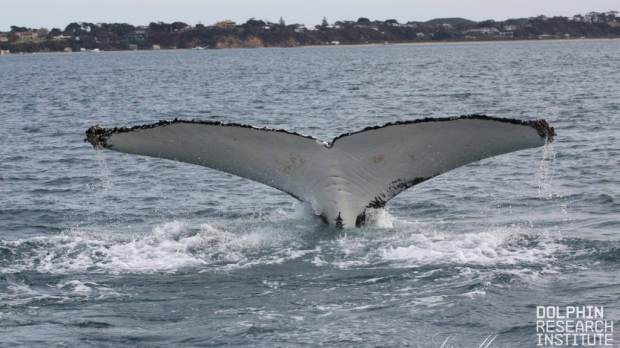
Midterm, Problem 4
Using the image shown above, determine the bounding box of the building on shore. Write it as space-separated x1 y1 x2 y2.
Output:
63 47 72 52
0 50 10 55
16 31 38 39
151 44 161 50
216 20 236 29
464 27 500 35
129 44 138 50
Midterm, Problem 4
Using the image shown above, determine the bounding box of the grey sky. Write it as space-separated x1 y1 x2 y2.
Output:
2 0 618 31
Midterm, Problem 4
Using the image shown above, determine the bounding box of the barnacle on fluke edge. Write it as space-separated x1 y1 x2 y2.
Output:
532 119 556 141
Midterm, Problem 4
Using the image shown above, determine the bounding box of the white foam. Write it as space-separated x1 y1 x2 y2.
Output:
0 220 312 275
364 208 395 228
325 223 563 271
411 295 445 307
0 207 564 276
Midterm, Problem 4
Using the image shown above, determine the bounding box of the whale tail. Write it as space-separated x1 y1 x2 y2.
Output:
85 115 555 228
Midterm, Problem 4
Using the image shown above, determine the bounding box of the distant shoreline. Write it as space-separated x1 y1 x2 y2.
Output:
300 37 619 49
1 37 618 56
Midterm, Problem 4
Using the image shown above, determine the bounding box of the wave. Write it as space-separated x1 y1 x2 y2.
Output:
0 207 580 276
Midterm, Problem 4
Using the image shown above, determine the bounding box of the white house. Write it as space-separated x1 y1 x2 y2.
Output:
16 31 38 40
465 27 500 35
503 25 518 31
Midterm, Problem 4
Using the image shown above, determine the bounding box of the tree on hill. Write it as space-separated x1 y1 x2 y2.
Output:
37 28 49 38
357 17 371 24
149 22 171 32
108 23 136 37
279 17 286 26
171 22 188 31
10 26 30 32
245 18 267 27
322 17 329 27
477 20 496 28
65 22 81 33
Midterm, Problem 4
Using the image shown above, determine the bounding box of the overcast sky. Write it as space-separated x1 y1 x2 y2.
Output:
2 0 618 31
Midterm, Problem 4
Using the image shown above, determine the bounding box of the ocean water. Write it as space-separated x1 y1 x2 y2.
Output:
0 41 619 347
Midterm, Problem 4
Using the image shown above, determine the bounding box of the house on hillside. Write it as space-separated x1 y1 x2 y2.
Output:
16 31 38 40
503 25 518 31
0 35 8 42
441 23 453 29
216 20 236 29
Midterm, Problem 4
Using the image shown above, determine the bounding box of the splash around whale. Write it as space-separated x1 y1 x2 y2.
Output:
85 115 555 229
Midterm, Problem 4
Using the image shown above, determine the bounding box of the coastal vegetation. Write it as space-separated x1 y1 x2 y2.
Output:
1 11 619 53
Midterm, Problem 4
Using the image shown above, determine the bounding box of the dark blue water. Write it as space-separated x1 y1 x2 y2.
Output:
1 41 619 347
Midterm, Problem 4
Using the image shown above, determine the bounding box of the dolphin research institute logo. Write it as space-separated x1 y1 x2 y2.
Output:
537 306 614 346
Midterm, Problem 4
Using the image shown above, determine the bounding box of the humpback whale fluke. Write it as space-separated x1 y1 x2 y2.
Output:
85 115 555 229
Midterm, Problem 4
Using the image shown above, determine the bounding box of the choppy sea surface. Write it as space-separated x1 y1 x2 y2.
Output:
0 41 619 347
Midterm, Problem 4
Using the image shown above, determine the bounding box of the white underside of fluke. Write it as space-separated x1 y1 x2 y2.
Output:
86 116 554 228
